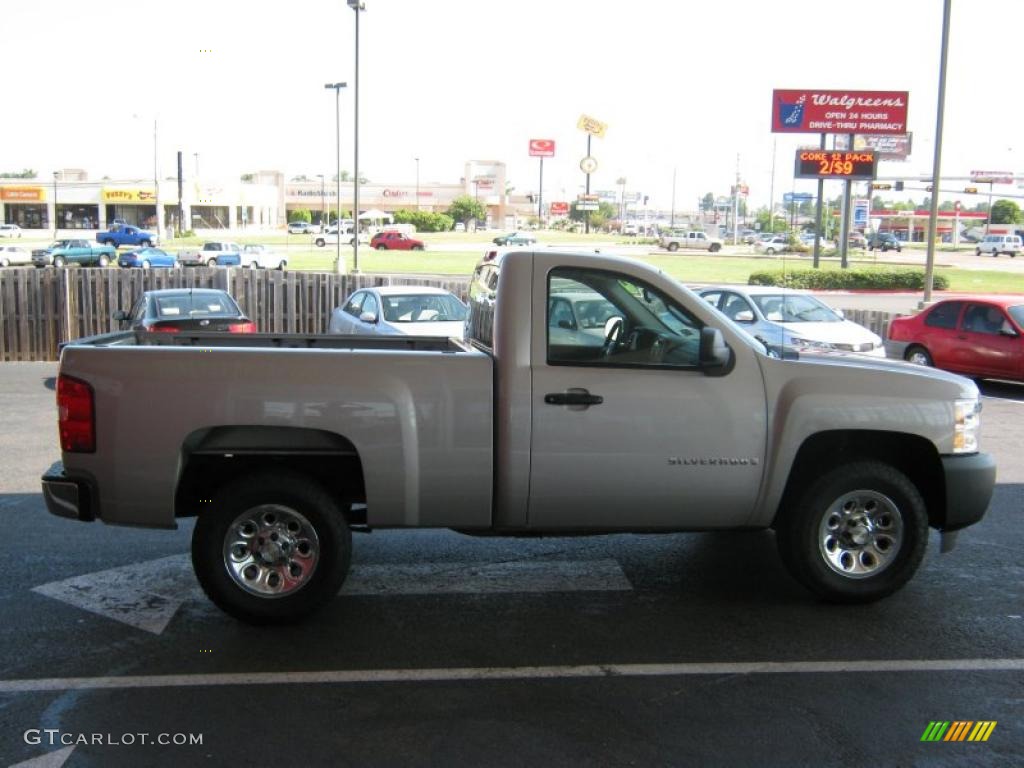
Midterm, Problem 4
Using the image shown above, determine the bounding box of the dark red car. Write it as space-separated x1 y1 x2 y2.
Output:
370 231 425 251
887 296 1024 381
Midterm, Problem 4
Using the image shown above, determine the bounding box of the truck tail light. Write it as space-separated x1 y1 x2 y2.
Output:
152 325 180 333
57 374 95 453
229 322 257 333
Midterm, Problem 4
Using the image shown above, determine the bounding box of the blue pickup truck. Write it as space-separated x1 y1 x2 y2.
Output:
96 224 158 249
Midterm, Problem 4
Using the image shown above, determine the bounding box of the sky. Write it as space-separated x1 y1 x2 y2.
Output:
3 0 1022 213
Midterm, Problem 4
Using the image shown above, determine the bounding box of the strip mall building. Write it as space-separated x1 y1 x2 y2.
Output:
0 161 529 233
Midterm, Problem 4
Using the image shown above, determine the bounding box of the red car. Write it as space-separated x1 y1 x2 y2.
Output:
887 296 1024 381
370 231 425 251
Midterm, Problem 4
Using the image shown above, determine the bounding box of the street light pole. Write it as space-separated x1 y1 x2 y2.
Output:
324 82 348 273
153 118 162 242
52 172 58 239
348 0 366 273
415 157 420 210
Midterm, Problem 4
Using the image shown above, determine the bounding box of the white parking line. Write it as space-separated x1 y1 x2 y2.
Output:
1 658 1021 694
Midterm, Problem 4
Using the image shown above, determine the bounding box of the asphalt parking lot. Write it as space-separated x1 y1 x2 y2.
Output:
0 362 1021 767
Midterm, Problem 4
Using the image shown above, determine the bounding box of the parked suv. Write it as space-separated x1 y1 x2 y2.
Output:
867 233 902 252
976 234 1021 258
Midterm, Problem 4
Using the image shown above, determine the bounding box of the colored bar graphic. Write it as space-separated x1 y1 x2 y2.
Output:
922 720 996 742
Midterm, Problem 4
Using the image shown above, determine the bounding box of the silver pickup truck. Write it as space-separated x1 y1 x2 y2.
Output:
42 250 995 624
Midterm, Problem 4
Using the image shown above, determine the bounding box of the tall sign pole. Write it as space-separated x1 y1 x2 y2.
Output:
528 139 556 226
577 114 607 234
924 0 952 304
813 133 825 268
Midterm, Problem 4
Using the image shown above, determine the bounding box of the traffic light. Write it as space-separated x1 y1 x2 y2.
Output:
643 196 649 205
964 187 978 194
894 181 904 191
871 183 892 190
926 185 934 192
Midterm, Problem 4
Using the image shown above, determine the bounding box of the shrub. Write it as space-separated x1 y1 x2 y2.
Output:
288 209 312 224
748 269 949 291
392 209 454 232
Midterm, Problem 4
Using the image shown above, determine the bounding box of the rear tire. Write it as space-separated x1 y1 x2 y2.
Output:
142 260 152 269
667 242 679 252
376 244 387 250
206 258 218 267
192 470 352 625
142 240 153 248
709 243 721 253
0 258 9 267
98 254 110 267
775 461 928 603
315 238 326 248
277 261 287 270
904 345 933 366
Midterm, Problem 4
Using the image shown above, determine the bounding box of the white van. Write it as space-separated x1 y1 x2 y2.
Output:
976 234 1022 257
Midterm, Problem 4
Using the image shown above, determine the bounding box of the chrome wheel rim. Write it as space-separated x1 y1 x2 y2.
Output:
907 350 931 366
222 505 320 597
818 490 903 579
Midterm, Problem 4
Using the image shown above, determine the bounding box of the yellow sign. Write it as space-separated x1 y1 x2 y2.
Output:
1 186 45 202
577 114 607 138
102 188 156 203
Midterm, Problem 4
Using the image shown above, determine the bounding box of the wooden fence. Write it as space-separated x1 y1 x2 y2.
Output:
0 267 897 362
0 268 470 362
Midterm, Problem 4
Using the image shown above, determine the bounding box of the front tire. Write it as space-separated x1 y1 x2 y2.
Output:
142 260 152 269
192 471 352 625
376 244 387 250
775 461 928 603
206 258 218 267
315 238 326 248
98 254 110 267
142 240 153 248
53 256 66 268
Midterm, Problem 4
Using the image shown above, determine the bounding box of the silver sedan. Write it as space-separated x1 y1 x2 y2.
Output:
328 286 468 337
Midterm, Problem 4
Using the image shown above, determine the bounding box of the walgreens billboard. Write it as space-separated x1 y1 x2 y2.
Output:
772 90 909 135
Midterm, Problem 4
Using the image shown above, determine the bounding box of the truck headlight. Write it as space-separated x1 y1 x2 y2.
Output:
788 336 835 351
953 398 981 453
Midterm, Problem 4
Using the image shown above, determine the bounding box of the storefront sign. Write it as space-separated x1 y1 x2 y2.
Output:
970 170 1014 184
835 133 913 161
549 201 570 215
528 139 556 157
102 188 156 203
1 186 45 202
772 90 909 135
576 114 607 138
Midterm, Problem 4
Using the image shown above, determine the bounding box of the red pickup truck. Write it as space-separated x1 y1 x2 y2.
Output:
370 231 425 251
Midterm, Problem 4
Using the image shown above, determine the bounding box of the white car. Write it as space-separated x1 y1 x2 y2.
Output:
314 229 369 247
287 221 320 235
698 285 885 357
0 224 22 238
240 244 287 270
328 286 468 337
0 245 32 266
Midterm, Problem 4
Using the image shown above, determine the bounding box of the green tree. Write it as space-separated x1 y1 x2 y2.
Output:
990 199 1022 224
446 195 487 224
288 208 312 224
569 201 616 223
240 173 255 182
702 192 715 211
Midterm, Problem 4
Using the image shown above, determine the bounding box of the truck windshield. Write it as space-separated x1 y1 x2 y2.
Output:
380 294 468 323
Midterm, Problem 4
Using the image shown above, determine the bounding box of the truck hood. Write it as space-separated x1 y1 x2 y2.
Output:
775 350 979 399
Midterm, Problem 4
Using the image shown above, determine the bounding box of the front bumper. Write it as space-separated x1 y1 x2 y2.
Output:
940 452 996 531
41 461 96 522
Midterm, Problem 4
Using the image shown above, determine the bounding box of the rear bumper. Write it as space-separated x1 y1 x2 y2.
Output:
884 340 910 359
41 461 96 522
940 452 996 531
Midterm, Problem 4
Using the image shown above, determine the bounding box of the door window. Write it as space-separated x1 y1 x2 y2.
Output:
962 303 1010 335
547 267 703 368
342 292 365 317
925 302 962 329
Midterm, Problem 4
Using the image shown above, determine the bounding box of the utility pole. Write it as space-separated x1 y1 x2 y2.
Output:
924 0 952 304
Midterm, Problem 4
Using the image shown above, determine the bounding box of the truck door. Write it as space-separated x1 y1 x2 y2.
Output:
528 263 768 529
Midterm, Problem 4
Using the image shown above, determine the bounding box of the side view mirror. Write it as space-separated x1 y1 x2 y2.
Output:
557 319 573 330
359 311 378 324
734 310 754 323
834 309 845 319
699 327 733 374
112 310 129 323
